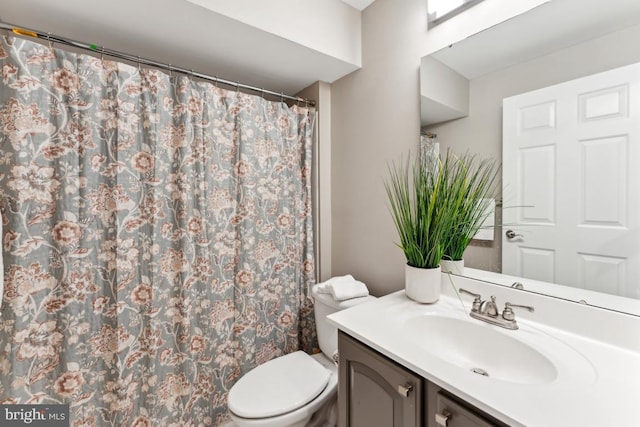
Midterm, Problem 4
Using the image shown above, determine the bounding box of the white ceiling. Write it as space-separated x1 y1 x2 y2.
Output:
341 0 376 11
1 0 374 97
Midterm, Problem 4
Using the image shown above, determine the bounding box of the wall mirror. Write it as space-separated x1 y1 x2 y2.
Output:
420 0 640 315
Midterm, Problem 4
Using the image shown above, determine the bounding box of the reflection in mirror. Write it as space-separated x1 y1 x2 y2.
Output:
420 0 640 315
428 0 485 27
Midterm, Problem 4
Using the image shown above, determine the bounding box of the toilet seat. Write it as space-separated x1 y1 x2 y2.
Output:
228 351 331 419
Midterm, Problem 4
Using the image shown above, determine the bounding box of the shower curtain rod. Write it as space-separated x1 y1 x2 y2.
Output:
0 22 316 107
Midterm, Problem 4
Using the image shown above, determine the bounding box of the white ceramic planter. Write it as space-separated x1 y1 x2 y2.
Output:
405 264 441 303
441 259 464 275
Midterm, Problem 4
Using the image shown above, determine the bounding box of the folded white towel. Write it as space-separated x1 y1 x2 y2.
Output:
315 275 369 301
316 274 354 294
330 279 369 301
473 198 495 241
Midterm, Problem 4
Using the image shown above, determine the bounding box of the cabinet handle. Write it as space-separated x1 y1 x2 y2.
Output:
397 383 413 397
435 410 451 426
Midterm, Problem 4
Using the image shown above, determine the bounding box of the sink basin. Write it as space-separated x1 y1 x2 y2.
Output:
404 315 558 384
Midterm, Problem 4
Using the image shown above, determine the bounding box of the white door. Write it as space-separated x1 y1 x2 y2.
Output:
502 62 640 299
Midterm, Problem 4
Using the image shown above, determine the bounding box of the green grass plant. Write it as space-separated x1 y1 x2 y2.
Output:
440 150 501 262
385 152 455 269
385 149 500 269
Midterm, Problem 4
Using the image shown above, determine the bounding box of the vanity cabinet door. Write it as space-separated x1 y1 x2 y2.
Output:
426 382 508 427
338 331 423 427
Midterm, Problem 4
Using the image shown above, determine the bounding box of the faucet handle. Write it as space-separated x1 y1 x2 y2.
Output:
511 282 524 290
458 288 482 312
502 302 535 321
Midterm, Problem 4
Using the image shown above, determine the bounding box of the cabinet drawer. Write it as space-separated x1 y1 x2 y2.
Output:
427 382 508 427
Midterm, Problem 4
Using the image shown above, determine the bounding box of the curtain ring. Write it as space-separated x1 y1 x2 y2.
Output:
214 75 218 88
100 46 105 63
168 64 172 78
137 56 141 72
46 32 53 50
236 81 240 93
280 92 284 103
189 69 194 82
260 88 265 99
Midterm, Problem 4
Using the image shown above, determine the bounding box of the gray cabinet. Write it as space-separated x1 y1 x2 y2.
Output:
426 382 509 427
338 331 423 427
338 331 509 427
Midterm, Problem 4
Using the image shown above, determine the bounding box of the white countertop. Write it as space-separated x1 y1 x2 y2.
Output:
327 279 640 427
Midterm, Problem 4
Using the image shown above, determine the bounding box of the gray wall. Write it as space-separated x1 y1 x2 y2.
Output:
297 82 333 283
330 0 426 296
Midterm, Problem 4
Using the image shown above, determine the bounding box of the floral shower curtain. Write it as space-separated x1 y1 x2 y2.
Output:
0 36 317 426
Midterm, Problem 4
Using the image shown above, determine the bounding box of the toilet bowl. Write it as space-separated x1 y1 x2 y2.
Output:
227 286 376 427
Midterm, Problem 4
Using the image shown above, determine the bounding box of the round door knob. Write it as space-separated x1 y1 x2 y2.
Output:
505 230 523 239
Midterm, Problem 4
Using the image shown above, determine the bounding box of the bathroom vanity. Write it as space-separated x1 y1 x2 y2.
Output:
328 276 640 427
338 331 507 427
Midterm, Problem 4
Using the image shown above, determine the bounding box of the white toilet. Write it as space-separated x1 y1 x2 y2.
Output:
227 285 376 427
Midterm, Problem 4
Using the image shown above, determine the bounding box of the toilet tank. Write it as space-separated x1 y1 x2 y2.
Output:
311 286 376 360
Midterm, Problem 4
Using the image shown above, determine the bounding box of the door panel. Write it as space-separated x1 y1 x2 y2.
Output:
519 145 555 223
349 361 401 427
338 332 422 427
580 135 627 226
503 61 640 299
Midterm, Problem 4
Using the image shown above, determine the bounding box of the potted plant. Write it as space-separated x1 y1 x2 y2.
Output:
439 150 501 275
384 152 457 303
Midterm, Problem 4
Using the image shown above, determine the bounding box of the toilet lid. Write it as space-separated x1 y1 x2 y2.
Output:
228 351 330 419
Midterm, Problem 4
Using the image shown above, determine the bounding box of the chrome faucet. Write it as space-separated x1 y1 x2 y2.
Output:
458 288 534 330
